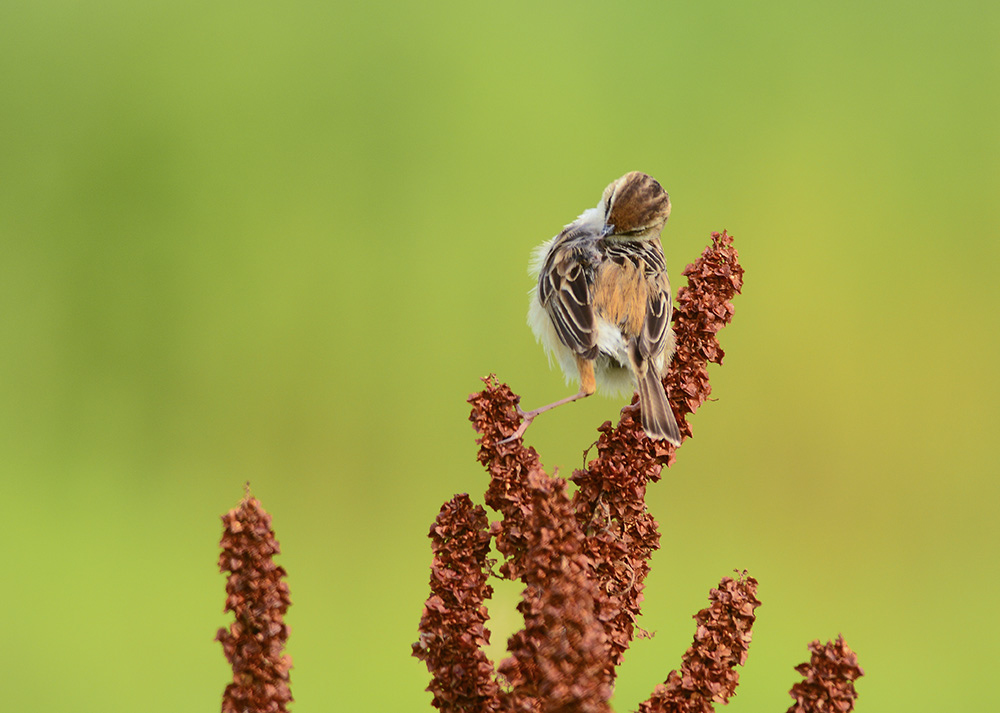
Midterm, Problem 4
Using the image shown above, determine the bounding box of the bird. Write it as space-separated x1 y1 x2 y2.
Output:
509 171 682 445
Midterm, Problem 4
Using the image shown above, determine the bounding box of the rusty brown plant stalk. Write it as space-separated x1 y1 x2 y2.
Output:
786 636 864 713
216 488 293 713
413 232 863 712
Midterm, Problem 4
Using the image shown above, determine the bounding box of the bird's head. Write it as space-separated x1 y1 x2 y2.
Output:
600 171 671 240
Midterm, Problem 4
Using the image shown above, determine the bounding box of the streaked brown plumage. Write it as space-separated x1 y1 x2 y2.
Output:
512 171 681 444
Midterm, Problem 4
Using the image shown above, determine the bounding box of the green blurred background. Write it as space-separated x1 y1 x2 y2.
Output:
2 1 997 710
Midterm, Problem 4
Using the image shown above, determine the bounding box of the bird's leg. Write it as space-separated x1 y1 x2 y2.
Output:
500 389 593 443
501 358 597 443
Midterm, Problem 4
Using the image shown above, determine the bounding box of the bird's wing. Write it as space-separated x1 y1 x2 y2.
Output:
635 241 672 361
538 230 600 360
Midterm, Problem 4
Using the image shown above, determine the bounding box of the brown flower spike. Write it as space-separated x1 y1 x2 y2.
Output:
786 636 864 713
639 573 761 713
498 469 612 713
415 231 863 712
412 494 501 713
216 488 292 713
568 230 744 677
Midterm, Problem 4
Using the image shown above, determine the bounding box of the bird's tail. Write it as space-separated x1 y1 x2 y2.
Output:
636 365 681 445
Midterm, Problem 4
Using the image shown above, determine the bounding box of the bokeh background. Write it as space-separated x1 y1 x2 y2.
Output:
2 1 997 710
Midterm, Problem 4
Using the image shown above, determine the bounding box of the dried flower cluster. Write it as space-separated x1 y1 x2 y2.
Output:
639 573 760 713
216 489 293 713
498 469 612 713
665 231 745 449
786 636 864 713
412 495 500 712
567 230 745 678
414 231 863 712
453 380 617 712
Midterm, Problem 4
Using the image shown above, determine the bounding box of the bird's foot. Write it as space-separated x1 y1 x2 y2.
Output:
499 407 536 444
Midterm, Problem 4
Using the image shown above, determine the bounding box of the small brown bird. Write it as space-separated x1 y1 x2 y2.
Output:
511 171 681 444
